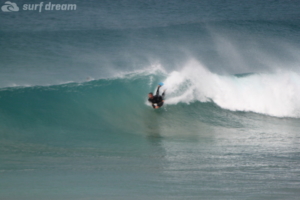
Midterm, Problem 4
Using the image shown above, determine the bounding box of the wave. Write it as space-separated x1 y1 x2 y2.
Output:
1 62 300 147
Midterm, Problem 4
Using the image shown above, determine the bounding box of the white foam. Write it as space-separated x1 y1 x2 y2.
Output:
163 60 300 118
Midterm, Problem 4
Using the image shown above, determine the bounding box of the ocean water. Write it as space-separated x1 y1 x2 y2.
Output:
1 0 300 199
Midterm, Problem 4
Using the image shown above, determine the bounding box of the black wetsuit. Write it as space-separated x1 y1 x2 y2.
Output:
148 86 165 108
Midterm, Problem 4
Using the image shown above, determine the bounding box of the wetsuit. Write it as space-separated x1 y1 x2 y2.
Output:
148 86 165 108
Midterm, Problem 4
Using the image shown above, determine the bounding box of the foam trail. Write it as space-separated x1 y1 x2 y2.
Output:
164 60 300 118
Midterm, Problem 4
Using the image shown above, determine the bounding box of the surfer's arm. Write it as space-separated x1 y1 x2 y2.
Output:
155 85 161 96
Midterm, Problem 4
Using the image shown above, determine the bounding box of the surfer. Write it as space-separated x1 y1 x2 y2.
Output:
148 84 166 109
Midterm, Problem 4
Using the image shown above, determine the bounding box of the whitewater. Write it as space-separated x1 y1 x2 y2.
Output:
162 60 300 118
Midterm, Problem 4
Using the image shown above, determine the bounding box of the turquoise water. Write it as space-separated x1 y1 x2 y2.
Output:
1 0 300 199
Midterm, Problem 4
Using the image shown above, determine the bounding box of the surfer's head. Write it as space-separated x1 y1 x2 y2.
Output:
148 92 153 98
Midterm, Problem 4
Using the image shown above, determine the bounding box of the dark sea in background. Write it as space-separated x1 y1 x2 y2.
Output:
1 0 300 199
